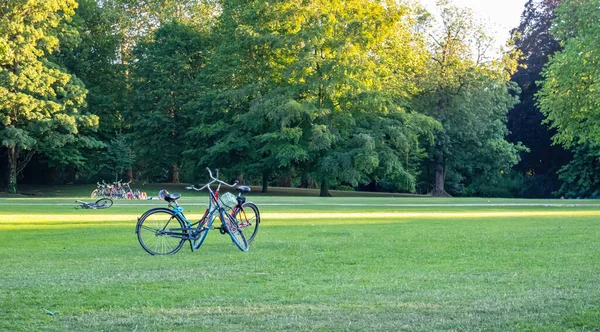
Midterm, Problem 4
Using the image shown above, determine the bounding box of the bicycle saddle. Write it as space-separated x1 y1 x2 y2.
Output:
164 193 181 202
236 186 251 193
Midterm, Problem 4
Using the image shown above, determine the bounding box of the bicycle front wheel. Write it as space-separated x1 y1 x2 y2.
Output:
220 210 248 252
233 202 260 243
94 198 113 209
91 189 99 199
137 209 186 255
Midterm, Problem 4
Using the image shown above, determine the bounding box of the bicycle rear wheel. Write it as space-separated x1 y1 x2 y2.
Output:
220 210 248 251
137 209 186 255
94 198 113 209
233 202 260 243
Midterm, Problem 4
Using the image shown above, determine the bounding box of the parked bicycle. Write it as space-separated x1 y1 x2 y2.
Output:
135 168 260 255
121 181 133 199
91 181 110 198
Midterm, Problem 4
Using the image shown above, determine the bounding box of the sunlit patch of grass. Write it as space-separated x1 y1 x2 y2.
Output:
0 222 135 230
2 209 600 226
0 214 142 222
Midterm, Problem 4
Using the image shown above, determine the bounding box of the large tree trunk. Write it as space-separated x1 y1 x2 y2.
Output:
431 148 450 197
170 164 180 184
7 146 17 194
432 92 451 197
261 172 268 193
320 180 331 197
126 168 134 183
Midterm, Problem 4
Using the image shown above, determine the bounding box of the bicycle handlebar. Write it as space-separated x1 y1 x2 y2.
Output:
206 167 238 187
187 168 239 192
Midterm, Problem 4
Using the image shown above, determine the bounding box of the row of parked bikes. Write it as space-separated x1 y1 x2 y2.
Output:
91 180 147 200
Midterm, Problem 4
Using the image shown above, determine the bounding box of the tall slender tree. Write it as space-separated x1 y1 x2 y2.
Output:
131 22 212 183
415 0 524 196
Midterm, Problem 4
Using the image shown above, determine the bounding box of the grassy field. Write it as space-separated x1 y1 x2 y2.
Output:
1 194 599 330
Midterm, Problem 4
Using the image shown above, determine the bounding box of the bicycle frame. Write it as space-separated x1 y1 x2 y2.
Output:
143 168 240 250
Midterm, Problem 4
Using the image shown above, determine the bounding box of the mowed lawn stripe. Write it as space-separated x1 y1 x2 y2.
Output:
2 208 600 231
2 209 600 223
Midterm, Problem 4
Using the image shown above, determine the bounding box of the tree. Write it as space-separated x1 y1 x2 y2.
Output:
104 135 134 181
0 0 100 193
130 22 211 183
53 0 127 140
507 0 568 197
414 0 525 196
53 0 219 183
538 0 600 149
189 0 438 196
554 144 600 198
536 0 600 198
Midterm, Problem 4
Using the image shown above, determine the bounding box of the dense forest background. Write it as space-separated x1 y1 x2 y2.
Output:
1 0 598 197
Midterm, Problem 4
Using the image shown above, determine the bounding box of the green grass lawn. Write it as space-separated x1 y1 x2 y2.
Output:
1 195 599 331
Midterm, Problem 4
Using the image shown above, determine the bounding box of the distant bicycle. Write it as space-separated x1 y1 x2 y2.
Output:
75 198 113 210
91 181 110 198
135 168 260 255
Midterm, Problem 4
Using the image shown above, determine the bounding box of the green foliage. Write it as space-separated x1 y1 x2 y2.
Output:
556 144 600 198
188 0 438 195
507 0 569 198
535 0 600 198
462 171 526 198
130 22 211 182
538 0 600 148
414 0 525 196
0 0 100 193
4 0 533 197
100 135 134 181
442 79 527 194
54 0 126 139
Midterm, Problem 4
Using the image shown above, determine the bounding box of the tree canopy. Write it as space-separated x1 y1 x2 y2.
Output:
538 0 600 149
506 0 569 198
412 0 524 196
5 0 581 198
535 0 600 198
0 0 100 193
